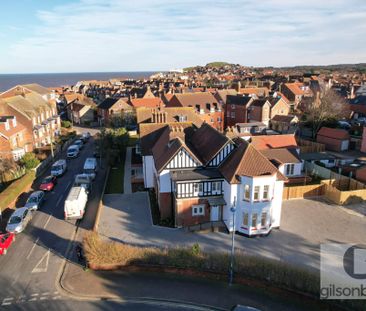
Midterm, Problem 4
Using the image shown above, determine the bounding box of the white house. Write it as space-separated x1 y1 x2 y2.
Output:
140 123 287 236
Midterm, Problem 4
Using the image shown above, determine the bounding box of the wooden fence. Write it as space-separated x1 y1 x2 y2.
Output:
296 138 325 153
282 183 325 200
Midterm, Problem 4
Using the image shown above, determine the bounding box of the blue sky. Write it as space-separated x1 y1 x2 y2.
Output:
0 0 365 73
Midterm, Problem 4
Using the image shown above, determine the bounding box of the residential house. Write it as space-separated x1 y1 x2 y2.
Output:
0 83 55 101
97 97 132 126
140 123 286 236
0 91 60 149
0 115 33 160
136 107 203 127
225 95 254 127
300 152 337 169
247 99 272 126
129 97 163 110
167 92 224 131
214 89 238 106
239 87 269 97
270 115 298 133
236 122 266 135
66 95 96 125
349 96 366 119
316 127 350 152
281 82 313 109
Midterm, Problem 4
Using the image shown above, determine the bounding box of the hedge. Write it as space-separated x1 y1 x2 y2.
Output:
0 171 36 212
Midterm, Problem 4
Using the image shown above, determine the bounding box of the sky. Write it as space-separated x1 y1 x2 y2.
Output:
0 0 366 73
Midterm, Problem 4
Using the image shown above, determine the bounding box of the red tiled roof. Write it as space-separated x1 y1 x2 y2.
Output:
130 97 163 108
250 134 298 150
317 127 350 140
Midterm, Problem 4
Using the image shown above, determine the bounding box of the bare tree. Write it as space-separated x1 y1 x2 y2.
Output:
301 87 350 139
0 158 17 183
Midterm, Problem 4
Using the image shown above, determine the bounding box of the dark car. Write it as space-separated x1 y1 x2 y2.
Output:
39 175 57 191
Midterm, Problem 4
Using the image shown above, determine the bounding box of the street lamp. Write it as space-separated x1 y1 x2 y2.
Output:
229 196 236 286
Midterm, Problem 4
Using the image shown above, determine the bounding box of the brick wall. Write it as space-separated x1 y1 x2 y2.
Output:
159 192 173 219
175 198 210 227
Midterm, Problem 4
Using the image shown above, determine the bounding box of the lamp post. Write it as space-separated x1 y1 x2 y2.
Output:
229 196 236 286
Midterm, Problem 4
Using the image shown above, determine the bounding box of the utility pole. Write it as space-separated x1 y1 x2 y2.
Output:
229 196 236 286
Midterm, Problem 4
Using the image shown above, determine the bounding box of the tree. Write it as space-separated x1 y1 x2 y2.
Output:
301 87 350 139
0 158 17 183
20 153 40 170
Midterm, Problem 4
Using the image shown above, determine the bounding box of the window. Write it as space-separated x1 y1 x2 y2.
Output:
263 185 269 200
231 112 235 118
192 204 205 216
243 213 248 226
12 117 17 127
193 183 203 194
286 164 295 175
261 212 267 227
217 117 222 122
252 213 257 227
231 104 235 109
212 181 220 192
244 185 250 201
254 186 260 201
210 118 214 123
5 121 9 131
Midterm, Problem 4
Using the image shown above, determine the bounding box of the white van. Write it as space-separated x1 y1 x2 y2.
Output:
51 159 67 176
67 145 80 158
64 186 88 220
83 157 97 180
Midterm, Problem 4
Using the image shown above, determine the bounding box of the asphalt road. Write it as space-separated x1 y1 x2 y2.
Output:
0 135 104 309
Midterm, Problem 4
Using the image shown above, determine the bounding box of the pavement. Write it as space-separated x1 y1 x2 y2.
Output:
96 193 366 273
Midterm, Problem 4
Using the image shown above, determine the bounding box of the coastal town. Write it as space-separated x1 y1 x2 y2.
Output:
0 62 365 310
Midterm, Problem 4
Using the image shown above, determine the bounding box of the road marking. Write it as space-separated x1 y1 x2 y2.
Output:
28 297 37 302
43 214 52 229
31 250 50 273
30 293 39 297
40 296 48 300
17 295 26 302
26 237 39 260
41 292 49 296
1 297 14 305
56 196 63 207
52 295 61 300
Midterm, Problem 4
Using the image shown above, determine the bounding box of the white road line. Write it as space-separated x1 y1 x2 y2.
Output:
26 237 39 260
40 296 48 300
41 292 50 296
31 249 50 273
43 214 52 229
28 297 37 302
52 296 61 300
56 196 63 207
30 293 39 297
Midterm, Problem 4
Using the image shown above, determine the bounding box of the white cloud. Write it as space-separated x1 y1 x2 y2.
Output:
0 0 365 73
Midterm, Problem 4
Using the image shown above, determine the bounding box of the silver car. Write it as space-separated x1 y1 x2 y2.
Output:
25 191 45 211
6 207 33 234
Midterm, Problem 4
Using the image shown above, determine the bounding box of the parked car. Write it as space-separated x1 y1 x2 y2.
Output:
0 233 15 255
83 157 98 180
39 175 57 191
67 145 80 158
74 173 93 193
51 159 67 176
6 207 33 234
337 120 351 129
64 186 88 220
80 132 91 142
25 191 45 211
74 139 84 149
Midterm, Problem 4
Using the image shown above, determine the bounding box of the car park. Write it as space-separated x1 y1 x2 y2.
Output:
74 139 84 149
67 145 80 158
6 207 33 234
39 175 57 191
51 159 67 176
0 233 15 255
25 191 45 211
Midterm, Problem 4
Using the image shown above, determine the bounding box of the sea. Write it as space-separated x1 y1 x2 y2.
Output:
0 71 157 92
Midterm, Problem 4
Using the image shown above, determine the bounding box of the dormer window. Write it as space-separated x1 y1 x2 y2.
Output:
5 120 10 131
12 117 17 127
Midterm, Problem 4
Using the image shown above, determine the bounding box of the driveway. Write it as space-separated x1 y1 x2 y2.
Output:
98 194 366 272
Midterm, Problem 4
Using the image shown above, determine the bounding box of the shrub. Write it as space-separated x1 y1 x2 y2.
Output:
0 171 36 212
61 120 72 128
19 153 40 170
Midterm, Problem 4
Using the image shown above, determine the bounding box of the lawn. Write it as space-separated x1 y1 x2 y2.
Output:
104 149 126 194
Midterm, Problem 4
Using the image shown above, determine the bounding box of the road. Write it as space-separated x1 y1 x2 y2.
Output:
0 135 106 309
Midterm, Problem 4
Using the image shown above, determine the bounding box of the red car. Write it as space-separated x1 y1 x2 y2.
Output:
39 175 57 191
0 233 15 255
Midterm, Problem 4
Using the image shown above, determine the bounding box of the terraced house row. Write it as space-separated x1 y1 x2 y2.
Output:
0 84 61 160
140 122 301 236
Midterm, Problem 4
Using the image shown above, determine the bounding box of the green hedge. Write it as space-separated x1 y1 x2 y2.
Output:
0 171 36 212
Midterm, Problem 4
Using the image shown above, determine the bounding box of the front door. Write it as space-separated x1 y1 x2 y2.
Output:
210 205 220 221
